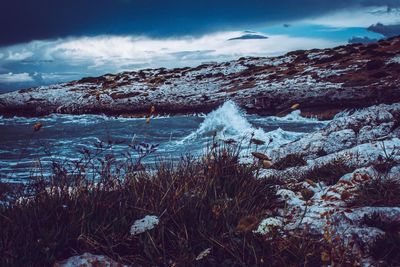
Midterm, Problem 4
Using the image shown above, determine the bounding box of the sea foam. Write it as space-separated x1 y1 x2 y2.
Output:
179 101 304 150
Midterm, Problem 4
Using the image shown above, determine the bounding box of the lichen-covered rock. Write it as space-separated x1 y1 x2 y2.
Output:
259 103 400 266
324 129 357 154
271 103 400 162
358 122 394 143
325 107 394 134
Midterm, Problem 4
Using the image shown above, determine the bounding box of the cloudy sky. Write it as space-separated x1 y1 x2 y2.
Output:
1 0 400 92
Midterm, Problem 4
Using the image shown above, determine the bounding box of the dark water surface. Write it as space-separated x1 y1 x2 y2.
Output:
0 102 327 182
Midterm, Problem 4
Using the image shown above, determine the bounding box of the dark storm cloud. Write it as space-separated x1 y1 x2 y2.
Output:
228 34 268 41
1 0 399 46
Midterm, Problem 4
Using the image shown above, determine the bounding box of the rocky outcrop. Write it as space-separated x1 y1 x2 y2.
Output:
258 103 400 264
1 37 400 117
270 103 400 163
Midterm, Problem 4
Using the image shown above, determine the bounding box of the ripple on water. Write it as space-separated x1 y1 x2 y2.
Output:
0 101 328 181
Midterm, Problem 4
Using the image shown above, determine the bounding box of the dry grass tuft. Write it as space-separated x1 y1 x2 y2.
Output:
0 144 287 266
272 154 307 170
347 176 400 207
303 158 353 186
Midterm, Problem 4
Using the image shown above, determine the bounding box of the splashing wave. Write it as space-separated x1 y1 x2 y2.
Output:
179 101 303 149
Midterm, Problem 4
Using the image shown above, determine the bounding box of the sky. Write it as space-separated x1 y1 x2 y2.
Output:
1 0 400 92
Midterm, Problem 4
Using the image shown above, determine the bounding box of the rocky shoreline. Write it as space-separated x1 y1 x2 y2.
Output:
256 102 400 265
1 37 400 117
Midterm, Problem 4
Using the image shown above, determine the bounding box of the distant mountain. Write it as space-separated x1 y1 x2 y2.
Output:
368 23 400 38
348 36 378 44
228 33 268 41
1 36 400 117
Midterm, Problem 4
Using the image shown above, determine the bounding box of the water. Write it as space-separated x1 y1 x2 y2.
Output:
0 101 327 182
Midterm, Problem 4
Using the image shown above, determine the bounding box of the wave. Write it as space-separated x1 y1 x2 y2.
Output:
180 101 253 140
179 101 303 150
0 113 207 126
259 128 304 149
255 110 326 123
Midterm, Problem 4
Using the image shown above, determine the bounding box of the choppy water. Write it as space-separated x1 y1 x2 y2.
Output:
0 101 327 182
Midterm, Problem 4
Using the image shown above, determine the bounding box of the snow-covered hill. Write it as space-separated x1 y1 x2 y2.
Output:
1 36 400 117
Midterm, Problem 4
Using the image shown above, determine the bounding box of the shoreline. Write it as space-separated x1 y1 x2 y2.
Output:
1 100 399 121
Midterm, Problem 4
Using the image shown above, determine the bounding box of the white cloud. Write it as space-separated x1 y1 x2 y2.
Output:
0 72 34 83
304 6 400 28
15 32 338 70
0 31 339 87
6 51 34 61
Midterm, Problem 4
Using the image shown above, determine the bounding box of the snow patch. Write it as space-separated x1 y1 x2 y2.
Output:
307 52 331 60
130 215 159 235
387 55 400 64
254 217 283 235
55 252 126 267
261 109 324 123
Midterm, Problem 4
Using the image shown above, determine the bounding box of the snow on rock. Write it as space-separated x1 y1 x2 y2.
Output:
130 215 159 235
358 122 393 143
257 102 400 265
54 253 127 267
387 55 400 64
338 166 376 182
327 106 394 133
312 138 400 170
340 207 400 224
307 52 332 60
324 129 357 154
254 217 284 235
276 189 297 200
270 103 400 162
331 206 400 250
389 165 400 176
264 167 399 246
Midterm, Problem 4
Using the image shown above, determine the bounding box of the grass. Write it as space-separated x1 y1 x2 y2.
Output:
370 233 400 266
361 212 400 233
362 212 400 266
373 159 397 173
269 155 353 186
1 139 398 266
302 157 353 186
1 144 339 266
347 176 400 207
271 153 307 171
364 213 400 266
